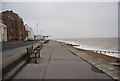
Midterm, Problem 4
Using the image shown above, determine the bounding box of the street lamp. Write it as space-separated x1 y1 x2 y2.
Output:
36 23 38 35
40 29 42 36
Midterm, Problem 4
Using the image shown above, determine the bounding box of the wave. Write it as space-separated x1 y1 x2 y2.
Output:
57 40 119 58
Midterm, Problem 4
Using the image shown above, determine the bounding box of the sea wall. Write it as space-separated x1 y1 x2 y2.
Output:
2 42 43 80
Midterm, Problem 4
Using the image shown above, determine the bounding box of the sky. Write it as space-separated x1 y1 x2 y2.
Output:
1 1 118 39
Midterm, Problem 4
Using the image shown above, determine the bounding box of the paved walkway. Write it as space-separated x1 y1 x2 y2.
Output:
13 41 113 80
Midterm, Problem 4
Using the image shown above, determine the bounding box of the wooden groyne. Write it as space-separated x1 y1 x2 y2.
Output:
89 50 119 54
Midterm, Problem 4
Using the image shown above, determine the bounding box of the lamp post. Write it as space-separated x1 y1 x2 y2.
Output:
36 23 38 35
41 29 42 36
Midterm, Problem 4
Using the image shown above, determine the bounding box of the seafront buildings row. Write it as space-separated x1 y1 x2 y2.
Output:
0 10 30 42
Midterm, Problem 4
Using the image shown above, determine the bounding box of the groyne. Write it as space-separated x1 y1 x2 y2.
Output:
59 42 119 63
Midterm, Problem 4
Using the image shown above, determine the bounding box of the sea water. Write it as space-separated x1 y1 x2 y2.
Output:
57 37 119 58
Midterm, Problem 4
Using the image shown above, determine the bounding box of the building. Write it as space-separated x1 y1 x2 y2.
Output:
42 36 50 43
34 35 43 41
0 23 7 42
1 10 28 42
25 24 34 40
43 36 50 41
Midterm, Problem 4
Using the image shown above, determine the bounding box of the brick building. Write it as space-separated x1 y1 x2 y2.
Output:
1 10 28 42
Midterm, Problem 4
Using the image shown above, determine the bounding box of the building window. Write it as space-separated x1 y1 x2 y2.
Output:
20 32 22 35
12 23 14 27
8 16 11 20
11 29 13 32
9 35 12 39
8 23 12 27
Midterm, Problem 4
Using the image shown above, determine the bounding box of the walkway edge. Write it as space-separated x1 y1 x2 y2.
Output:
3 60 27 80
60 43 119 80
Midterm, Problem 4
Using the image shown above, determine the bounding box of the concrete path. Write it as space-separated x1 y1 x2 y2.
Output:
13 41 113 80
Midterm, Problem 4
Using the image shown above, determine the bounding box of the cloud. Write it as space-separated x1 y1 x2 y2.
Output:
2 2 118 38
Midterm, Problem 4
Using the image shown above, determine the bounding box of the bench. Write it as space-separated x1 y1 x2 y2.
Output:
33 44 43 59
44 40 49 44
26 44 43 64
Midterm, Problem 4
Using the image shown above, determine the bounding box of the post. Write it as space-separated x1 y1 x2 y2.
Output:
36 23 38 35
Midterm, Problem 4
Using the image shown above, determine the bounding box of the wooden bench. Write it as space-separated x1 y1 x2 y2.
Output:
26 44 43 64
44 40 49 44
33 44 43 59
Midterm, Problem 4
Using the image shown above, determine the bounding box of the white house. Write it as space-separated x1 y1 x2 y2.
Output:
0 23 7 42
25 24 34 41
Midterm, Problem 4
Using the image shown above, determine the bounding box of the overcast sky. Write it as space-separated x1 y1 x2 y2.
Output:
1 2 118 39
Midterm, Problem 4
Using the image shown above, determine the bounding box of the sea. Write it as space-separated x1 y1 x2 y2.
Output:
57 37 119 58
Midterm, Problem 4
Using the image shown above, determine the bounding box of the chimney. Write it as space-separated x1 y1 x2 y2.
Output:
10 10 13 12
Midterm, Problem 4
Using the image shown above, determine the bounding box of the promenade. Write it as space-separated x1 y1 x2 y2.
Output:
13 41 113 80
